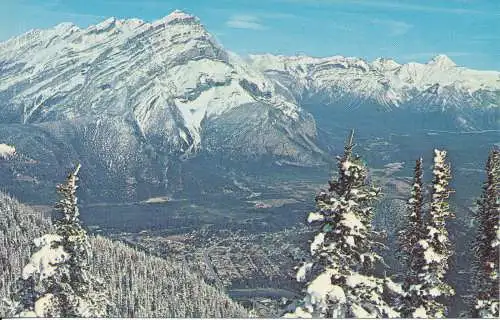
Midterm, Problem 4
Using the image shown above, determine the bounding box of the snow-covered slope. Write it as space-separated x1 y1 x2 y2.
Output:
248 54 500 110
0 10 319 159
0 191 247 318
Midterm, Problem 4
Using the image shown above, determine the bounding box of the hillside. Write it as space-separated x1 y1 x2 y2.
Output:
0 191 247 317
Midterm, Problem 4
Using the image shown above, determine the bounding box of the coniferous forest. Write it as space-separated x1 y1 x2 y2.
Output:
1 131 498 318
0 174 246 318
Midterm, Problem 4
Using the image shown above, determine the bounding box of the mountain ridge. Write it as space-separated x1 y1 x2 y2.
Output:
0 10 498 202
248 52 500 110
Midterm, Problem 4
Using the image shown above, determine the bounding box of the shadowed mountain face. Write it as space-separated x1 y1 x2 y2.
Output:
0 10 498 203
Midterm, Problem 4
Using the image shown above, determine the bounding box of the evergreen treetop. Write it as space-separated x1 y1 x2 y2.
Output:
472 148 499 318
285 130 398 318
414 149 455 318
11 164 108 317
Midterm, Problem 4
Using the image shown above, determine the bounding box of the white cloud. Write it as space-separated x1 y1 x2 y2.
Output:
371 19 413 36
226 15 266 30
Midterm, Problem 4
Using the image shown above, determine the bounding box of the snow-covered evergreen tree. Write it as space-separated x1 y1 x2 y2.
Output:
404 149 455 318
399 158 425 265
284 130 399 318
397 158 427 316
11 164 108 317
471 148 499 318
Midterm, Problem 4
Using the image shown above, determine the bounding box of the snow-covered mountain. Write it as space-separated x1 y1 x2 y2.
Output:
0 10 498 202
0 10 320 160
248 53 500 111
0 11 327 201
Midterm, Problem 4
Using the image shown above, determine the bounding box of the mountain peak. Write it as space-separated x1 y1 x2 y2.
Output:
88 17 118 32
428 54 456 68
155 10 199 26
372 57 401 71
171 9 190 16
54 22 78 30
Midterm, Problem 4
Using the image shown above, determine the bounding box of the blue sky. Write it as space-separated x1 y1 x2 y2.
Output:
1 0 499 70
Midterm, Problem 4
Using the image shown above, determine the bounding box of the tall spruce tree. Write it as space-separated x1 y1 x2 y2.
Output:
11 164 108 317
407 149 455 318
397 157 427 317
284 130 399 318
471 148 499 318
399 158 425 266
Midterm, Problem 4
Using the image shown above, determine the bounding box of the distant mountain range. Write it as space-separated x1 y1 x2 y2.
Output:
249 53 499 111
0 10 498 202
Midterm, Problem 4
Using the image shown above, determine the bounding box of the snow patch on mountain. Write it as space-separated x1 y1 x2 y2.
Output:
0 143 15 159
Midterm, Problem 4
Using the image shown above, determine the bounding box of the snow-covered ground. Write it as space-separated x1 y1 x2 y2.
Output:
0 143 15 159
